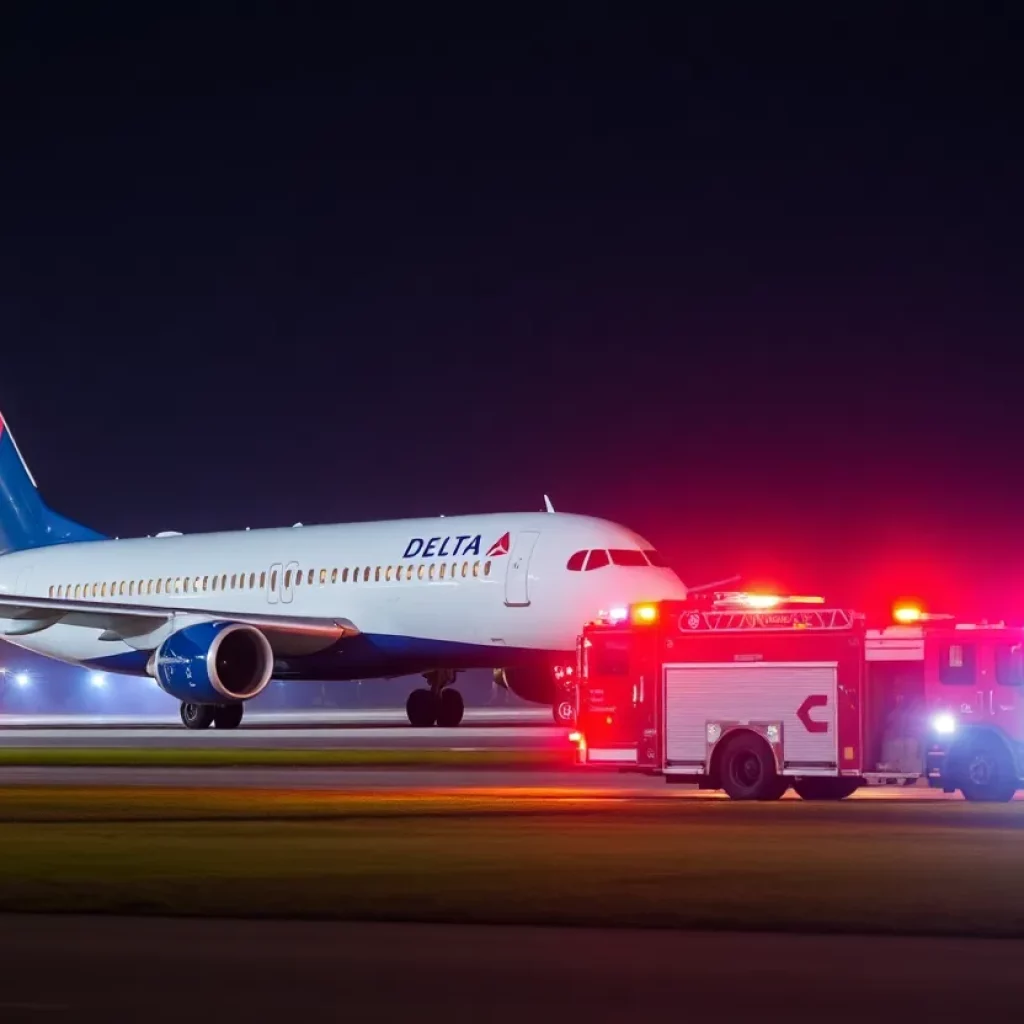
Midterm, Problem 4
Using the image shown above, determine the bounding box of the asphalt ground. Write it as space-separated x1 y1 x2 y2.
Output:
2 917 1022 1023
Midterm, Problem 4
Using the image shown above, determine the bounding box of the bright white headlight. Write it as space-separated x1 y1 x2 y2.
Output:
932 712 957 735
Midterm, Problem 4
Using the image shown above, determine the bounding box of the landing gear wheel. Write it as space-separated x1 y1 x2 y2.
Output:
436 688 465 728
406 688 438 727
719 734 783 800
793 777 861 801
956 741 1017 802
180 702 215 730
553 700 576 726
213 704 244 729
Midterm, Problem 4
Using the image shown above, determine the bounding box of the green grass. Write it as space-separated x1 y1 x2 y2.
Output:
0 746 571 769
3 786 1024 936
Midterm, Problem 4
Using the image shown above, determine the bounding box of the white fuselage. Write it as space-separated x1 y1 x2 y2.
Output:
0 511 686 680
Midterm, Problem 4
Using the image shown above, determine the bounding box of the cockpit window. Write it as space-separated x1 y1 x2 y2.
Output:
585 549 610 570
643 549 668 567
610 549 648 567
566 550 587 571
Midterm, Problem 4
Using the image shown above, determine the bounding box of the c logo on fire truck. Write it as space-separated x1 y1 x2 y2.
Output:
796 694 829 734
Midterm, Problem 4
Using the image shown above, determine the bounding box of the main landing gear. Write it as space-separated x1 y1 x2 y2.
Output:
180 702 244 730
406 670 465 728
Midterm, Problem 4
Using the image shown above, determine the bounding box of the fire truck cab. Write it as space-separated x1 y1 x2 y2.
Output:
572 594 1024 802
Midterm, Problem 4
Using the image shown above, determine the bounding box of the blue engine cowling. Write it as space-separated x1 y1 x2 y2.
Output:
152 621 274 704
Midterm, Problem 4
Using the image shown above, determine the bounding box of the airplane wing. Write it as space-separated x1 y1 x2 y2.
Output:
0 593 359 656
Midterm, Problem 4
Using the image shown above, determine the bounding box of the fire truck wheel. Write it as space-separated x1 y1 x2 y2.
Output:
553 700 576 726
793 777 860 801
719 733 782 801
955 740 1017 803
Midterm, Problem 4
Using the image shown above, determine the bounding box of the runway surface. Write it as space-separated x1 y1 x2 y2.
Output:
0 707 560 749
2 915 1021 1022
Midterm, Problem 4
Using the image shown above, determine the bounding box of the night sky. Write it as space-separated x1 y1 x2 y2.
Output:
2 6 1022 621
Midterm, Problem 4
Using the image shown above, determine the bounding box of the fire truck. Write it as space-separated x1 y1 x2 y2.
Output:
571 593 1024 802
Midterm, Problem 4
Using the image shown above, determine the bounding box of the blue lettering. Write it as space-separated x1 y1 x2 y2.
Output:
437 536 451 557
423 537 440 557
404 538 424 558
452 534 470 556
463 534 481 556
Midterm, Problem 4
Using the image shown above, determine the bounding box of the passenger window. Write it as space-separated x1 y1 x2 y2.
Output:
385 565 393 582
473 561 480 577
320 568 327 585
484 560 492 576
185 578 192 593
49 585 54 598
610 549 648 567
155 579 162 595
939 643 976 685
375 566 381 582
74 584 81 598
462 562 468 578
229 574 236 589
295 570 302 587
363 567 371 582
260 572 266 589
439 563 446 579
248 573 255 589
270 570 278 591
212 576 219 591
101 583 107 597
585 550 610 570
284 570 292 588
128 581 135 597
417 565 425 580
330 568 337 584
566 550 587 571
995 644 1024 687
428 564 436 580
396 566 403 582
341 568 348 583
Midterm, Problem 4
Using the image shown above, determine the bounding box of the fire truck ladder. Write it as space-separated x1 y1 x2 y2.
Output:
685 608 858 632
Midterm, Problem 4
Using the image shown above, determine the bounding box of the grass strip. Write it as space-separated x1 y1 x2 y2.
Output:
2 787 1024 936
0 746 571 769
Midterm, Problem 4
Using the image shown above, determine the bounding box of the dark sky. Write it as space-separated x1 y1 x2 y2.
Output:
1 6 1022 619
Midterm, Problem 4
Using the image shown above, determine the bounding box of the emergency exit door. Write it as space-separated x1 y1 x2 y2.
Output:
504 531 540 606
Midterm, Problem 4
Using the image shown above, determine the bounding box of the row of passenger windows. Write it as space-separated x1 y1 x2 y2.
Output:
49 559 494 600
566 548 667 572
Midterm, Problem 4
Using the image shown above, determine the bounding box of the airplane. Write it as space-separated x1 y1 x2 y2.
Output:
0 409 687 728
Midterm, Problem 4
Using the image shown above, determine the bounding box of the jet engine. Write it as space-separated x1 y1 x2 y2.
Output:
150 621 274 704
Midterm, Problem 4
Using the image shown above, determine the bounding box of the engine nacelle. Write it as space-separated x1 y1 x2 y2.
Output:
497 664 571 706
152 621 274 704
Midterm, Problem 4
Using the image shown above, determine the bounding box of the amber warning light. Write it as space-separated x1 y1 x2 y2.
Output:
631 603 659 624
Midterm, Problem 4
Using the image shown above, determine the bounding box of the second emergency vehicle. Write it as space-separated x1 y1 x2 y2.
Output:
572 593 1024 801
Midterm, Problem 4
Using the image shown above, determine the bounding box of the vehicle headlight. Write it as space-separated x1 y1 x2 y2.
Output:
932 712 957 735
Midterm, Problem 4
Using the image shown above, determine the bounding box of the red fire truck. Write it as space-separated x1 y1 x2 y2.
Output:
572 593 1024 801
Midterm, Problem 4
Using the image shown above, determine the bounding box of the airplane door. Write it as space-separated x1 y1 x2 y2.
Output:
267 563 282 605
504 531 540 607
281 560 299 604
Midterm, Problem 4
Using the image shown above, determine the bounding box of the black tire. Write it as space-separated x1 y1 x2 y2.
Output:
553 699 576 726
954 740 1017 803
436 688 465 728
719 733 781 800
406 688 438 727
180 702 215 729
793 777 861 801
213 704 244 729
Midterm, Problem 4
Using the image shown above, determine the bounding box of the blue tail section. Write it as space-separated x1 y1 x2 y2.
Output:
0 412 107 555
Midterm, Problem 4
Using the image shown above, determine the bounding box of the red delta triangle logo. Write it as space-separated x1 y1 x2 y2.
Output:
486 532 510 557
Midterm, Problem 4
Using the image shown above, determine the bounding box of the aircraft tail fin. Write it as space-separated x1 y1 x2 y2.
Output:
0 410 107 556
